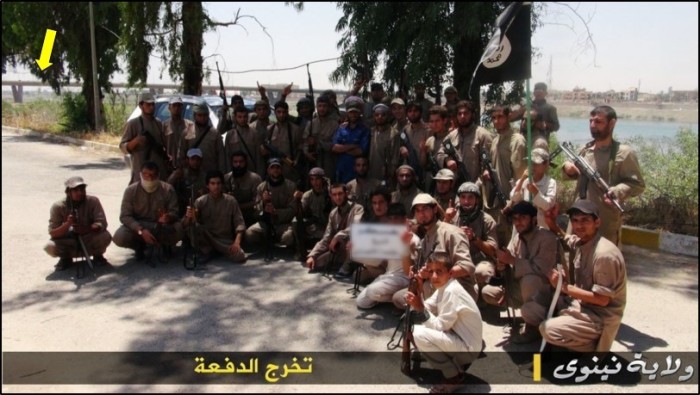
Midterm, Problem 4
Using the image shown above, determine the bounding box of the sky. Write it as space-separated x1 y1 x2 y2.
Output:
2 2 698 94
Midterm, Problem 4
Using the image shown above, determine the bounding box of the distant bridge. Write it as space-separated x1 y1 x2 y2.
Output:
1 80 349 103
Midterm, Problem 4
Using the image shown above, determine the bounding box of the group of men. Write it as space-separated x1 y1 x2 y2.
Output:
45 81 645 393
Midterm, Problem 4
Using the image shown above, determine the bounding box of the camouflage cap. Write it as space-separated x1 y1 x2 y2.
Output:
457 182 481 197
138 92 155 104
193 102 209 115
308 167 325 177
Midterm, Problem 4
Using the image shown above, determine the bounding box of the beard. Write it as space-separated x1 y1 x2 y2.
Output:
591 127 612 141
232 166 248 177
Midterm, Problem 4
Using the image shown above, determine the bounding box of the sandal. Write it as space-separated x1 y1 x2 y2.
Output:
429 373 466 393
429 382 462 393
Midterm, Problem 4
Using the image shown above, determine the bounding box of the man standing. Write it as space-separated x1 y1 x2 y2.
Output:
485 104 527 245
163 96 194 170
262 101 303 183
413 82 434 123
45 176 112 271
224 106 265 177
540 200 627 352
224 151 263 227
399 101 430 189
562 105 645 245
511 82 560 151
178 103 226 175
436 100 493 188
481 201 558 344
305 184 364 276
184 170 247 263
424 105 452 192
120 93 169 184
331 100 370 184
367 103 399 185
250 100 272 174
113 162 182 261
305 95 340 183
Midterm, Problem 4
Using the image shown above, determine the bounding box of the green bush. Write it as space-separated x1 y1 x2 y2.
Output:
59 92 90 132
624 129 698 236
549 129 698 236
103 92 130 136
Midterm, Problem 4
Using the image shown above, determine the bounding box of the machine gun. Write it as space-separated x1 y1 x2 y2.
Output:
479 147 508 208
559 141 624 213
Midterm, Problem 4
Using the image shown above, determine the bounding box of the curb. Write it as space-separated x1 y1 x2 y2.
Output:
622 225 698 257
2 125 122 155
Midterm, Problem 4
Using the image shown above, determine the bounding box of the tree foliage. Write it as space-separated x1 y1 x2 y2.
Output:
332 2 544 113
2 2 121 129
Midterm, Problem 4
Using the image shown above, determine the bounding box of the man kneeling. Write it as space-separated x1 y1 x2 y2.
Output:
184 170 246 263
406 252 483 393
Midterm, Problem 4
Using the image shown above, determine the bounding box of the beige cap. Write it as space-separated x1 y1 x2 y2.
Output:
531 148 550 164
433 168 455 181
390 98 405 107
411 193 437 211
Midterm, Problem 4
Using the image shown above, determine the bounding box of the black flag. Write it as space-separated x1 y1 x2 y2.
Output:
469 2 532 92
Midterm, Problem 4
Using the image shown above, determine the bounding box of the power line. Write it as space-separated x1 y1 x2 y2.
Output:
204 57 340 74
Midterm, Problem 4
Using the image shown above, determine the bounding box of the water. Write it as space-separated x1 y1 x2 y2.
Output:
555 117 698 145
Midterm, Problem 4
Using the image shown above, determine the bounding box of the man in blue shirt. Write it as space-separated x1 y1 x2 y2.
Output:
331 100 370 183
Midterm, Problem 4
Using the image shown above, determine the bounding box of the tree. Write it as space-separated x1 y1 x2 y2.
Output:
331 2 544 112
2 2 122 130
120 2 272 96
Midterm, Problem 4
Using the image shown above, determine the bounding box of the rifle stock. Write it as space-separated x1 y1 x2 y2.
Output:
479 147 508 208
399 129 424 184
68 199 94 277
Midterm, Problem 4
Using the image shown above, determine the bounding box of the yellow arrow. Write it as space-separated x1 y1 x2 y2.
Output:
35 29 57 71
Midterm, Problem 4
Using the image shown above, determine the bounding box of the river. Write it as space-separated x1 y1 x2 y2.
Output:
554 117 698 145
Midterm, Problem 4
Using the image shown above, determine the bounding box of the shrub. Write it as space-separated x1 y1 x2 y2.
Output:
59 92 90 132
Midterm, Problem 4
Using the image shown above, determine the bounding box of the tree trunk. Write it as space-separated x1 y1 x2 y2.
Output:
182 1 204 95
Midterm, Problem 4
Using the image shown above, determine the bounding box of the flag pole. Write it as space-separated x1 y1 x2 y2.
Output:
526 79 533 202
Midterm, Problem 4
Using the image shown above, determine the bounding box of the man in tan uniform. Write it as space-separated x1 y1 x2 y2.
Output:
224 151 262 227
167 148 207 218
562 105 645 245
391 165 423 217
398 101 430 188
541 200 627 352
262 101 303 183
485 104 527 245
346 156 381 214
394 194 476 305
446 182 498 302
45 176 112 271
367 103 399 186
177 103 227 175
293 167 332 260
163 96 194 170
424 105 451 193
120 93 170 184
245 158 297 250
306 184 364 276
433 169 456 214
305 95 339 183
113 162 183 261
184 170 246 263
436 100 493 188
224 106 265 178
250 100 272 175
482 201 558 344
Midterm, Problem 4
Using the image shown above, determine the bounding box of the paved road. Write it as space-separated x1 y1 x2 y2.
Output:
2 128 697 393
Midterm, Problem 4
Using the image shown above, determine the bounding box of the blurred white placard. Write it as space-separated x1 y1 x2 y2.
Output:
350 223 407 260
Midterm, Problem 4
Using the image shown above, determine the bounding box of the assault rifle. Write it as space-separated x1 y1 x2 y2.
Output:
69 198 94 279
139 118 173 171
559 142 624 213
479 147 508 208
183 183 199 270
259 183 277 262
442 139 470 187
399 129 424 186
